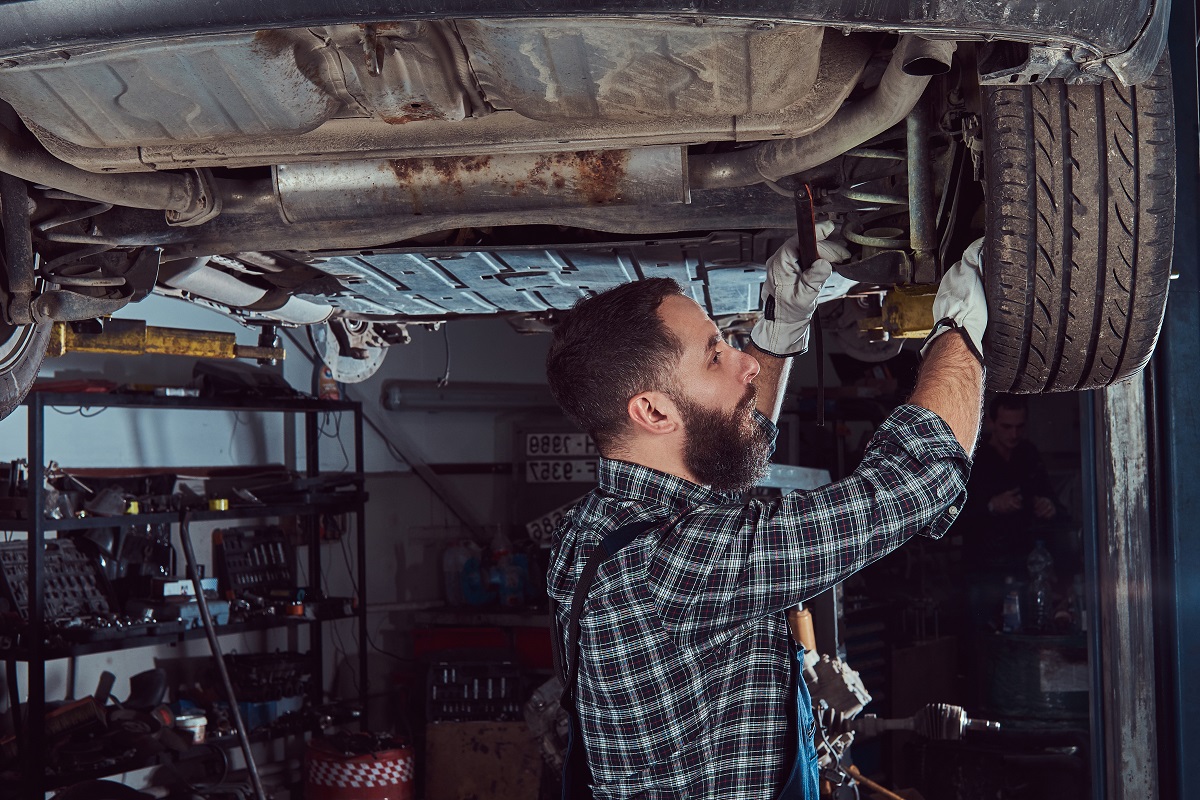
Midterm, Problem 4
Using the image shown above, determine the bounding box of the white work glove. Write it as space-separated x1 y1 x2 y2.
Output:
920 237 987 362
752 221 853 358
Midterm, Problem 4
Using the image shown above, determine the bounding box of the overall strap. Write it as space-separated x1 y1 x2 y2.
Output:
559 513 687 710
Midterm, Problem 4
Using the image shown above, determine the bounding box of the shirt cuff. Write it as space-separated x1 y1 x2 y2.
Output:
874 404 970 540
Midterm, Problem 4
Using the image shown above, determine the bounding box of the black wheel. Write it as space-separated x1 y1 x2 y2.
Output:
980 54 1176 392
0 319 50 417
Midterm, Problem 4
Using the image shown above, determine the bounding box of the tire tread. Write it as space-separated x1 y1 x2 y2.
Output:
981 56 1175 392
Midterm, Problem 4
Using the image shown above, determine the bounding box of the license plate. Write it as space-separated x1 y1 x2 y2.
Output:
525 432 596 457
525 459 597 483
526 495 588 545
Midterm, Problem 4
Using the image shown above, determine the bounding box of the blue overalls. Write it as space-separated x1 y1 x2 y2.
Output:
776 641 820 800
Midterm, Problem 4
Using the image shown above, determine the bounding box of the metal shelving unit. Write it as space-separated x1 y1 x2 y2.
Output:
1 391 369 796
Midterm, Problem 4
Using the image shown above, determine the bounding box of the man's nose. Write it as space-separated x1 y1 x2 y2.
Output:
742 349 761 382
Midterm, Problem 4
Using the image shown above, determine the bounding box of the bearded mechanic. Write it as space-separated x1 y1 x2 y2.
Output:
545 229 987 800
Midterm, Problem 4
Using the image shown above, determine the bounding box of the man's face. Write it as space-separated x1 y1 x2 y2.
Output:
991 407 1027 451
658 295 772 492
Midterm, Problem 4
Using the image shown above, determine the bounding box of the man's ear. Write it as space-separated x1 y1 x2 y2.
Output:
627 390 680 436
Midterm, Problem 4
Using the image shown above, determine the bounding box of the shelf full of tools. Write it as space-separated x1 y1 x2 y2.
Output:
0 391 369 797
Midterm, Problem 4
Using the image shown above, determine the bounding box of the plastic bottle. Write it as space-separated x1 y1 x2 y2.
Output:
488 529 526 608
1001 576 1022 633
442 541 472 606
1025 539 1055 633
460 541 491 606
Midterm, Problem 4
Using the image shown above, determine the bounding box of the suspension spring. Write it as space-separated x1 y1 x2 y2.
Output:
840 146 911 253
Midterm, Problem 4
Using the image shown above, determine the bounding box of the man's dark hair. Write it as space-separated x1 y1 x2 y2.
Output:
988 393 1028 420
546 278 685 455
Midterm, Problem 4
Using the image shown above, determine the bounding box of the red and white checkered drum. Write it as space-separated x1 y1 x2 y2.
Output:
306 737 415 800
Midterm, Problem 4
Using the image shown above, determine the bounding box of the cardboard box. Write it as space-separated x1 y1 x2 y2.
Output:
425 721 542 800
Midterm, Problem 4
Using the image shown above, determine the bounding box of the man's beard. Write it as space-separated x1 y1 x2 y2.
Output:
674 386 773 494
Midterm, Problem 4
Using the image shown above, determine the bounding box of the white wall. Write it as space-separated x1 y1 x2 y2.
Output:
0 294 558 794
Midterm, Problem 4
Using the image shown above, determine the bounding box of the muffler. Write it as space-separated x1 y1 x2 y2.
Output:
274 146 690 224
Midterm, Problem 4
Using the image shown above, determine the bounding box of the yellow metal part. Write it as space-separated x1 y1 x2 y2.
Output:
858 284 938 340
47 319 286 361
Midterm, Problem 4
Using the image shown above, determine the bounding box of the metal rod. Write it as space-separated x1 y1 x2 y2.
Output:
842 188 908 206
178 512 267 800
844 147 906 160
905 94 938 283
28 394 45 793
793 185 825 428
306 411 324 709
355 406 368 715
5 660 20 776
847 765 908 800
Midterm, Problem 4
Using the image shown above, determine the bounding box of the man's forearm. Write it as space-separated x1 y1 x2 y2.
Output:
747 341 792 423
909 332 984 453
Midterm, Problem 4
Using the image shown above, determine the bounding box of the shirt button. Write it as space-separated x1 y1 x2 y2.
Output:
948 505 960 517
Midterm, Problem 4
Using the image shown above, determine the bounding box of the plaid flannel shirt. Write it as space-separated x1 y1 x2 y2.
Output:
547 404 970 800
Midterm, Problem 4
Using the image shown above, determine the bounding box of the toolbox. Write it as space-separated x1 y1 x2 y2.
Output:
0 538 114 621
426 655 524 722
212 526 295 597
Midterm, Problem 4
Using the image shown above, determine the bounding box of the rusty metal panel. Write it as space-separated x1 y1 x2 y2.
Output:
455 18 824 122
324 22 472 124
0 31 342 149
274 146 688 223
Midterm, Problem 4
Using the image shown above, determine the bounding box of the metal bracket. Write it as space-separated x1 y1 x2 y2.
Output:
978 42 1115 86
165 168 222 227
30 289 133 323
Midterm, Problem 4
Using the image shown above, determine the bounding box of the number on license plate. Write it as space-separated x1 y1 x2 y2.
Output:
525 459 597 483
525 433 596 457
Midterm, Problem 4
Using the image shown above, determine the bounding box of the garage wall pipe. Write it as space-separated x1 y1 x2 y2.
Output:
688 36 953 189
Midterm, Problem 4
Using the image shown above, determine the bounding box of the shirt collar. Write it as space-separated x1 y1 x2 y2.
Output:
597 456 735 509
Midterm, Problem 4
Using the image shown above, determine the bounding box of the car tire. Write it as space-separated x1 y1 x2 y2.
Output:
0 320 50 418
980 54 1175 393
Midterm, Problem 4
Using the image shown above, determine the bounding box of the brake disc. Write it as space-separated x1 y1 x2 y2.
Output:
311 319 387 383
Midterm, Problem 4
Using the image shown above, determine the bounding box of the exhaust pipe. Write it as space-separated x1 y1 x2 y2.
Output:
0 101 279 225
0 114 219 225
688 36 956 190
273 146 689 223
902 37 956 76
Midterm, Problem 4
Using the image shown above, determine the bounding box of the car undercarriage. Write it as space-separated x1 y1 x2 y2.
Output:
0 1 1178 414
